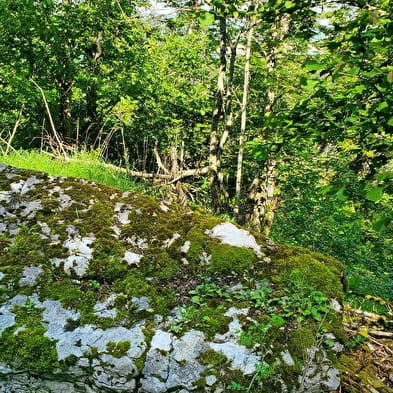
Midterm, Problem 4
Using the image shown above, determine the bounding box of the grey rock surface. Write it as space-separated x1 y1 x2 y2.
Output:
0 164 345 393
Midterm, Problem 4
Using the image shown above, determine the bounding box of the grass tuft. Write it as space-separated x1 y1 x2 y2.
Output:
0 150 145 192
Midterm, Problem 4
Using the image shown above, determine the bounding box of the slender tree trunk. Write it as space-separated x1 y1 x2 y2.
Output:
209 17 227 213
246 52 277 234
170 144 188 207
60 89 73 139
85 31 103 142
246 15 289 234
247 158 277 235
234 19 254 221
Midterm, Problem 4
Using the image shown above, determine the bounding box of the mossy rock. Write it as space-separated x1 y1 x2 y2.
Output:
0 163 346 393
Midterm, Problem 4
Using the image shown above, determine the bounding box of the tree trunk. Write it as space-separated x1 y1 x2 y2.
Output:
234 19 255 221
60 89 73 139
209 16 227 213
85 31 103 143
247 158 277 236
246 15 289 234
170 144 188 207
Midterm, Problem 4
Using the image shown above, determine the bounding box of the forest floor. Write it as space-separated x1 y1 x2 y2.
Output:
341 305 393 393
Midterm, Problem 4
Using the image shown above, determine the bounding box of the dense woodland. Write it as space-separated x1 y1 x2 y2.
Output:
0 0 392 302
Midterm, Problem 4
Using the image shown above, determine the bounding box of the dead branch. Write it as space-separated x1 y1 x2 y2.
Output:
153 145 170 175
369 330 393 339
5 105 24 154
30 79 67 157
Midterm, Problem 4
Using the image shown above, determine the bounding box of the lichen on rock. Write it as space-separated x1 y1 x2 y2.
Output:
0 164 347 392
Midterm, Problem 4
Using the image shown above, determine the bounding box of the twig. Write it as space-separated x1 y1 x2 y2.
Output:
30 79 67 157
5 105 24 154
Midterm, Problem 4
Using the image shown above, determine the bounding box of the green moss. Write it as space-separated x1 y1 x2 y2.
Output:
40 198 60 215
222 369 252 392
199 349 228 366
209 242 257 274
322 312 346 343
106 341 131 358
134 355 146 373
114 270 175 318
184 228 209 266
39 279 97 325
270 252 344 303
141 251 179 280
0 300 58 375
0 326 58 373
287 326 316 360
89 255 128 283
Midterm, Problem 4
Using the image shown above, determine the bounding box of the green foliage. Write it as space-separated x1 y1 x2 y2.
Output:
168 303 231 338
347 335 366 349
227 381 248 391
189 277 232 305
267 270 330 323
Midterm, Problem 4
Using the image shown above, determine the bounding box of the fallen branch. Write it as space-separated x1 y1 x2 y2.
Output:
42 152 210 182
369 330 393 339
348 308 387 320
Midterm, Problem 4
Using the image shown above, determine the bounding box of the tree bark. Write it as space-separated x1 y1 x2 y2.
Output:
246 15 289 234
247 158 277 235
85 31 103 143
209 16 227 213
234 19 255 220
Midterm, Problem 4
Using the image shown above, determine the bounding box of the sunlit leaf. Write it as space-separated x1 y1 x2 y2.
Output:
284 1 295 9
198 12 214 26
305 62 325 71
366 187 384 202
376 101 388 111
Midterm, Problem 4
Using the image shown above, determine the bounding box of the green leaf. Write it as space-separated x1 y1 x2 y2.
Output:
372 217 390 232
355 85 366 93
336 187 348 201
311 307 322 321
198 12 215 26
376 171 393 181
301 78 318 92
387 70 393 83
387 117 393 126
284 1 295 9
366 187 384 202
270 314 285 327
305 62 325 71
376 101 388 111
320 185 334 195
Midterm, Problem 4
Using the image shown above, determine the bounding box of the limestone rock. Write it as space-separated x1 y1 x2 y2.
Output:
0 164 346 393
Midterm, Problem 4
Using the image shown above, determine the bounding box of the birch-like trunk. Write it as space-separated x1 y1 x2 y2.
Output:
247 158 277 235
234 19 255 220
